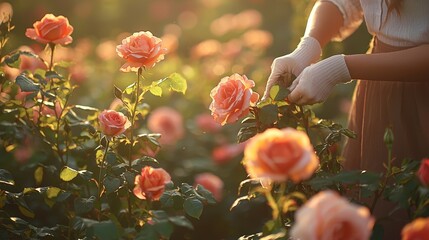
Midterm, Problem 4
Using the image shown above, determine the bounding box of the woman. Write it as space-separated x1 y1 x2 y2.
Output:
263 0 429 239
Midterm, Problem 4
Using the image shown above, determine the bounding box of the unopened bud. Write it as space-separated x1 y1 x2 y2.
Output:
384 127 394 149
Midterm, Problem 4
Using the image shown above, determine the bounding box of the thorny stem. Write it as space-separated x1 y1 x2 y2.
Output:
298 105 309 135
129 67 142 165
54 95 70 166
98 138 110 221
370 146 393 213
48 43 55 71
128 67 143 221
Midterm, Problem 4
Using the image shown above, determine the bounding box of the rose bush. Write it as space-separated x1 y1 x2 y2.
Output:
0 11 216 240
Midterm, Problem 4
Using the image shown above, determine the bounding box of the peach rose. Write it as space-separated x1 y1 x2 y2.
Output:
212 142 246 165
25 14 73 45
98 110 131 137
194 173 224 201
402 218 429 240
133 166 171 201
243 128 318 183
147 107 184 146
209 73 259 125
116 31 167 72
291 190 375 240
417 158 429 186
195 113 221 133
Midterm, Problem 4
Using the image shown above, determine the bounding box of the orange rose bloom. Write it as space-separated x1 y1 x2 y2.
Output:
98 110 131 137
133 166 171 201
209 73 259 125
243 128 318 183
116 31 167 72
25 14 73 45
402 218 429 240
417 158 429 186
291 190 375 240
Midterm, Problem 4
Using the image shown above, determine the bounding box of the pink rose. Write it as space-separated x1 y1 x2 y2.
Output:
133 166 171 201
116 31 167 72
25 14 73 45
243 128 319 183
402 218 429 240
212 142 246 165
209 73 259 125
195 113 221 133
147 107 184 146
194 173 224 201
291 190 375 240
417 158 429 186
98 110 131 137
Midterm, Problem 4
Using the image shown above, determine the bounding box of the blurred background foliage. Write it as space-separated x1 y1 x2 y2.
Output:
2 0 372 239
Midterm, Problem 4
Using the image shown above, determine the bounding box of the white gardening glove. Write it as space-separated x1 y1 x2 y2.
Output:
262 36 322 100
288 54 352 105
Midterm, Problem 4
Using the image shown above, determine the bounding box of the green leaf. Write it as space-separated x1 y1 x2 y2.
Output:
103 176 121 194
137 223 159 240
74 196 96 215
196 184 217 204
259 104 278 125
17 198 35 218
168 216 194 230
183 197 203 219
34 166 43 185
0 169 14 185
114 85 123 100
153 220 174 238
341 129 357 139
273 85 290 101
15 75 40 92
46 187 61 199
241 116 256 124
60 166 79 182
237 126 258 143
18 205 35 218
168 73 187 94
4 52 21 68
45 71 63 80
73 105 99 112
269 85 280 100
87 220 119 240
149 86 163 97
132 156 159 171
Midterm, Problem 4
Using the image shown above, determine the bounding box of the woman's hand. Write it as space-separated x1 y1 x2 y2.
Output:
262 37 321 100
288 54 352 105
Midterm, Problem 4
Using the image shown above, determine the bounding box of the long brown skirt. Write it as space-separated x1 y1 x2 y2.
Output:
343 38 429 239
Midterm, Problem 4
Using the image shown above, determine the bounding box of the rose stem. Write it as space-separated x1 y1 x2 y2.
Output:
98 138 110 221
128 67 142 220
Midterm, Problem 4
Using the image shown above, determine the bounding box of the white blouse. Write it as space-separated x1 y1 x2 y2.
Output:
323 0 429 47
